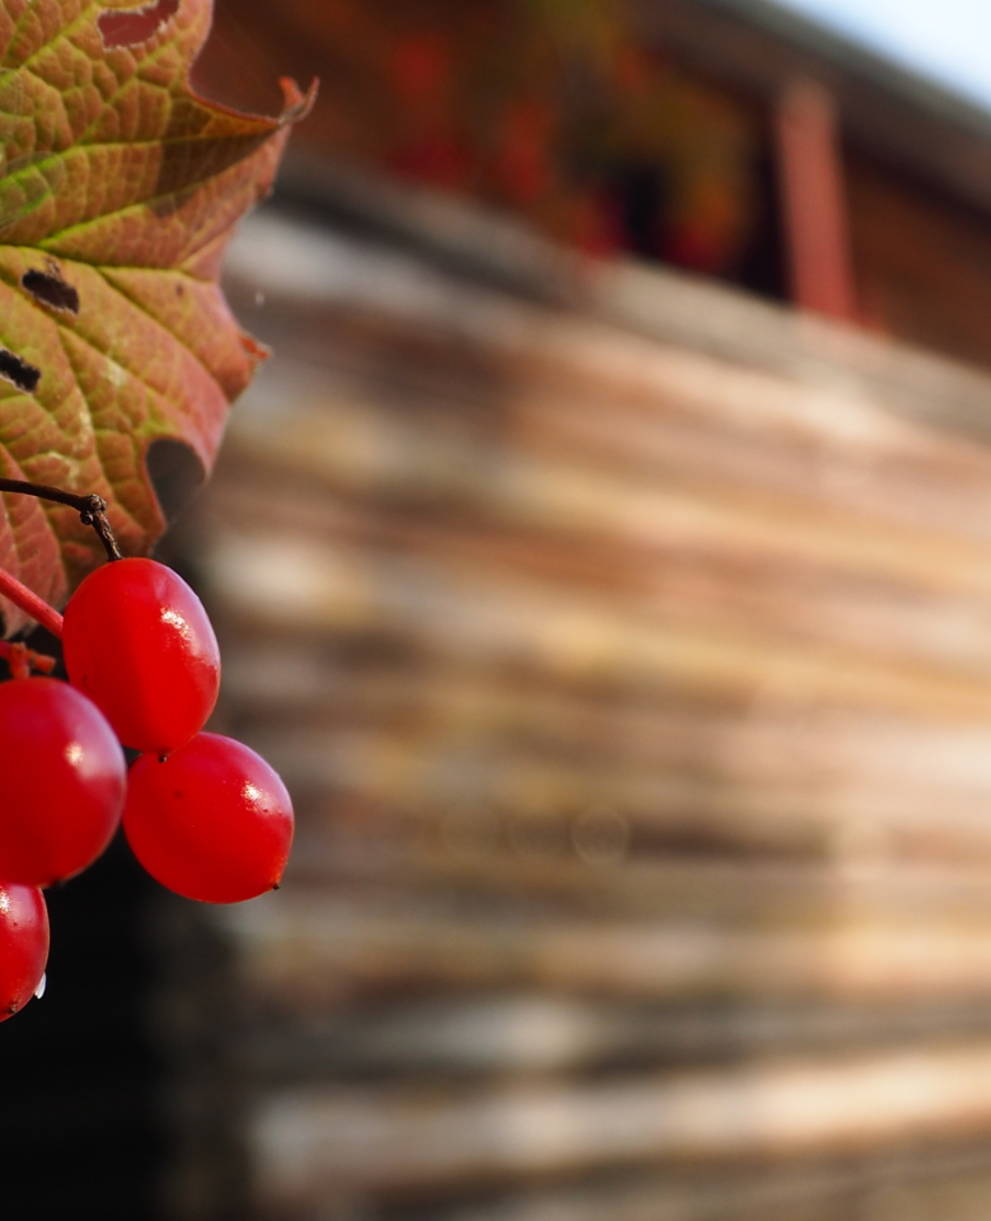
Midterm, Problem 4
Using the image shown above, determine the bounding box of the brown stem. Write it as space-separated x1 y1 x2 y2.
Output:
0 478 121 561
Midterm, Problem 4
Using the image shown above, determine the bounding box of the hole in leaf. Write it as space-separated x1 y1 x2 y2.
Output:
21 269 79 315
0 348 40 393
97 0 180 49
146 438 205 523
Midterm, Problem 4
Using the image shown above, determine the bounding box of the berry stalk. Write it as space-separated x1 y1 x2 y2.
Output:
0 642 56 680
0 567 63 639
0 478 121 562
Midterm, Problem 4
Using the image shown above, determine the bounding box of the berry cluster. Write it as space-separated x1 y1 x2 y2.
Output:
0 546 293 1024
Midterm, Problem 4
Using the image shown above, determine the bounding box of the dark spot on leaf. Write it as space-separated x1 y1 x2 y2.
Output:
97 0 180 49
0 348 40 393
146 437 206 523
21 268 79 315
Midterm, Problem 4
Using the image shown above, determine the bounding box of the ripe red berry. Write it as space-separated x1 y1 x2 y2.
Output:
0 678 127 886
62 557 220 755
123 733 294 903
0 883 49 1022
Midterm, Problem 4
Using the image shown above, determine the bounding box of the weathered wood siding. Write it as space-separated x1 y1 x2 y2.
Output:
171 195 991 1220
848 155 991 372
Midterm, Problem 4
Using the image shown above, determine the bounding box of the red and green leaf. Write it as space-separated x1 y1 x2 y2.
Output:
0 0 313 630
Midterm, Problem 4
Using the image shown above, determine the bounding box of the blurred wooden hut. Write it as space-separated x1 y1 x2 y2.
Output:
65 1 991 1218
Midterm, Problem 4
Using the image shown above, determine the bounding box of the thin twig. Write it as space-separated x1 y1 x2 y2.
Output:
0 478 121 561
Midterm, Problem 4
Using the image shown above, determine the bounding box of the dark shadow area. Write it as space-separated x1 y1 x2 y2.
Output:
0 835 166 1218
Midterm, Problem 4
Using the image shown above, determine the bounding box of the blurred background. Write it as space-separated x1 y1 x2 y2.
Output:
11 0 991 1217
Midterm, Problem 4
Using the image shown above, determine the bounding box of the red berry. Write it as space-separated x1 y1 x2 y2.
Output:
62 557 220 754
0 678 126 886
0 883 48 1022
124 733 293 903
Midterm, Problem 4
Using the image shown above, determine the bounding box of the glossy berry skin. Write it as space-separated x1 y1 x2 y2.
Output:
124 733 294 903
0 678 127 886
62 557 220 755
0 884 48 1022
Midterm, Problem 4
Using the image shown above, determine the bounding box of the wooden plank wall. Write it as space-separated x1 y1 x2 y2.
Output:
848 155 991 374
172 198 991 1220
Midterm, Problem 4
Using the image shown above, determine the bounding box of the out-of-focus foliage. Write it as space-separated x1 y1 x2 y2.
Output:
205 0 758 268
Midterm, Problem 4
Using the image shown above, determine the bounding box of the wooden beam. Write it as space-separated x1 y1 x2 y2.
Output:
776 80 857 319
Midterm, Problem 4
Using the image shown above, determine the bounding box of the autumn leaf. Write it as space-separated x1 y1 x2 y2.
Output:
0 0 313 631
